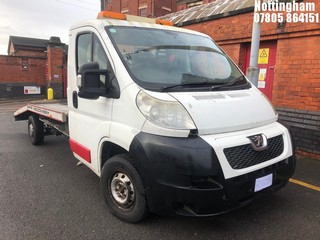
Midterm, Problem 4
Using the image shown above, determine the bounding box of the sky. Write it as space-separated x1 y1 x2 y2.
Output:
0 0 101 55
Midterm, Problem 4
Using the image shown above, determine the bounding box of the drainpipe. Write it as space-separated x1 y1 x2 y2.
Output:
101 0 105 11
152 0 155 17
246 1 261 87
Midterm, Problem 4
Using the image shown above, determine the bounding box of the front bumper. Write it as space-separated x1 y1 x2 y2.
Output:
129 130 295 216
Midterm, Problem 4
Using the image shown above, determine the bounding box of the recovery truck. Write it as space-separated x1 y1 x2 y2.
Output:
14 11 295 223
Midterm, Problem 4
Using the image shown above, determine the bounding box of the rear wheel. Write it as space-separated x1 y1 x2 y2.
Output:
28 115 44 145
100 155 149 223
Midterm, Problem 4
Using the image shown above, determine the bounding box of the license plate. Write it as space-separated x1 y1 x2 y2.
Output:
254 173 273 192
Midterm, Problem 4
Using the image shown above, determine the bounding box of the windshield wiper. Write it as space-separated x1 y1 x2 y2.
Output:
210 76 249 90
161 74 222 92
161 75 249 92
161 82 211 92
161 73 218 91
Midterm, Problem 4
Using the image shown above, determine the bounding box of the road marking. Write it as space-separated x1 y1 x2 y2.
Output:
289 178 320 192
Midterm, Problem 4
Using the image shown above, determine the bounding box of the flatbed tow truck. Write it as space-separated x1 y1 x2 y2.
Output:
14 100 69 141
14 11 295 223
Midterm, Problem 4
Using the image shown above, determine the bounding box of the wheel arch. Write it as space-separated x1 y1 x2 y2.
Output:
99 140 128 171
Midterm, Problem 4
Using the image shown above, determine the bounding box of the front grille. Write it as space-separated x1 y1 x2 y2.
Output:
224 135 284 169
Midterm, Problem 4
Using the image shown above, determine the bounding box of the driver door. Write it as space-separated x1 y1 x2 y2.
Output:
69 29 115 173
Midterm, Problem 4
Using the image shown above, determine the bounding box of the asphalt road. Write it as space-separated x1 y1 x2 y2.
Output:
0 102 320 240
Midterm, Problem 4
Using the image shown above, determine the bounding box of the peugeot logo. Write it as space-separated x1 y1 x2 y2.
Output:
248 134 268 151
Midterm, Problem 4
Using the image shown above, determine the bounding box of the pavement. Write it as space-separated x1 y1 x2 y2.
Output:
0 96 47 104
291 156 320 191
0 100 319 240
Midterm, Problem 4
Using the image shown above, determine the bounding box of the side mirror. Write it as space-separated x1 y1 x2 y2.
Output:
77 62 119 99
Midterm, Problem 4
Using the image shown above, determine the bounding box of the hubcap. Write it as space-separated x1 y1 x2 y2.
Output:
110 172 135 209
29 123 34 137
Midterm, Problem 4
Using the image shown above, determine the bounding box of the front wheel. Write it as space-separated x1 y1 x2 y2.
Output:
100 155 149 223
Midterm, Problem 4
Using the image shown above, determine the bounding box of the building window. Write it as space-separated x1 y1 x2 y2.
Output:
139 7 147 17
162 6 172 15
187 1 203 8
22 59 29 71
121 8 129 14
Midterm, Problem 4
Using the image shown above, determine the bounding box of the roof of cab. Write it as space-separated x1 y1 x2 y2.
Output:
70 12 208 38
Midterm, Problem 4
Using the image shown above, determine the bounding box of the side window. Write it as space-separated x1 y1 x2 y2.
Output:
77 33 92 71
77 33 110 72
77 32 113 87
93 34 108 70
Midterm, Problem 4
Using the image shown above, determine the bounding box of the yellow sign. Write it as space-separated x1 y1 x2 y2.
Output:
258 48 269 64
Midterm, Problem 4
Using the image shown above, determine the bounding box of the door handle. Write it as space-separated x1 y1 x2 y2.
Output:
72 91 78 109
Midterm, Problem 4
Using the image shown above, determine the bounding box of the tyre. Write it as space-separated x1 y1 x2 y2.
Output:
100 155 149 223
28 115 44 145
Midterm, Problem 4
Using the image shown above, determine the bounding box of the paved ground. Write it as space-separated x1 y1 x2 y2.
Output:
0 97 45 113
0 100 319 240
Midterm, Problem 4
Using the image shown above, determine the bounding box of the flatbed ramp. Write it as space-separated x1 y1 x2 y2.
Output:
14 99 69 122
14 99 69 136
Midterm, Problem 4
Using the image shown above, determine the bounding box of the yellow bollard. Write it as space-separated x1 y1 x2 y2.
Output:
47 87 54 100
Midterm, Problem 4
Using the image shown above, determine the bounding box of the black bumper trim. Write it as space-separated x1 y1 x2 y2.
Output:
129 132 295 216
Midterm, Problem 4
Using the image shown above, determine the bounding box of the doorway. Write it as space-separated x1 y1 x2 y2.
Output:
243 41 277 100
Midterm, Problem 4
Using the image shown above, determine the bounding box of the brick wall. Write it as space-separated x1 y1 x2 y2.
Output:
154 0 177 16
106 0 149 15
47 46 65 98
0 55 46 98
105 0 176 17
0 44 66 99
274 36 320 112
277 108 320 157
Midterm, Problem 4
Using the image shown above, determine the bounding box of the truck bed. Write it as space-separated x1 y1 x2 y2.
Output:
14 99 69 136
14 99 69 122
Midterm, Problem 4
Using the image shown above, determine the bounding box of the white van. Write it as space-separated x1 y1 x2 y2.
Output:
14 11 295 223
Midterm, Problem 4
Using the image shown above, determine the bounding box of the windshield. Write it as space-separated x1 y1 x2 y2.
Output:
107 26 247 91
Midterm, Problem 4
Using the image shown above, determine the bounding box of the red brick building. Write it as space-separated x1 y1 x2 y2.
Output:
0 36 67 99
104 0 177 17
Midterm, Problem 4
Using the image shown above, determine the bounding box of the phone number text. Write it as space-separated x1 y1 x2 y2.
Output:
254 13 319 23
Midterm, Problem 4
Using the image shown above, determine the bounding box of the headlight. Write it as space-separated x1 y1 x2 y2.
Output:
136 91 196 130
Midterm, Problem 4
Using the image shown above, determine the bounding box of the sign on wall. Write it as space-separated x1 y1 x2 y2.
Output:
258 48 269 64
24 86 41 94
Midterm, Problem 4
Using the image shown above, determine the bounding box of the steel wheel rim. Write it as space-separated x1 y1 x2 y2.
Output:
110 172 135 209
29 123 34 137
